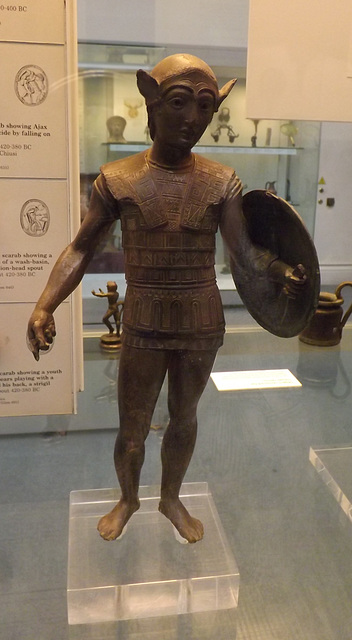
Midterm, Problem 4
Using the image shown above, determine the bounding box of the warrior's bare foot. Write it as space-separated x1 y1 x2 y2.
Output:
159 497 204 543
97 498 140 541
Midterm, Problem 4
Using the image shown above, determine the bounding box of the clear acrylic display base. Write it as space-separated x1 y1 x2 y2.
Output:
310 446 352 522
67 482 239 625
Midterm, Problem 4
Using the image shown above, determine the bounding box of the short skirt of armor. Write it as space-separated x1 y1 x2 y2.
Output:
121 280 225 350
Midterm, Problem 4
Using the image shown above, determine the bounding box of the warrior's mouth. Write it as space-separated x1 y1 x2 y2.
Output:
180 128 196 139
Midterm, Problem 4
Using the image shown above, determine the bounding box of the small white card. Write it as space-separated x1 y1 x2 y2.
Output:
1 178 69 302
0 42 67 178
0 302 74 417
211 369 301 391
0 0 65 44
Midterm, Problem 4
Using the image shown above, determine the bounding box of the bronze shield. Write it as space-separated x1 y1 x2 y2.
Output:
233 190 320 337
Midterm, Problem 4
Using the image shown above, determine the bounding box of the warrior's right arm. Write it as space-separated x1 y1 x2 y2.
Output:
27 181 117 360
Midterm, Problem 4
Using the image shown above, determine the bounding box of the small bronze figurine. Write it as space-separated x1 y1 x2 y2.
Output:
249 118 260 147
27 54 313 544
211 107 239 143
91 281 124 350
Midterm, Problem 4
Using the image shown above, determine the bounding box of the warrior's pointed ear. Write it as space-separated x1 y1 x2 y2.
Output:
217 78 237 110
136 69 160 103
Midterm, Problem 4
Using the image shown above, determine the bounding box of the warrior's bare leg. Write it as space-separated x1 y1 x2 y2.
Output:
102 310 114 333
97 345 169 540
159 349 217 543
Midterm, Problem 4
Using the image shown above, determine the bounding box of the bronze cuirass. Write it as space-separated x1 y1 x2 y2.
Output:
101 152 234 348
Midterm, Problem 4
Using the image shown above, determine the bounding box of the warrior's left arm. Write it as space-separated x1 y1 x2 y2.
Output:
219 173 306 297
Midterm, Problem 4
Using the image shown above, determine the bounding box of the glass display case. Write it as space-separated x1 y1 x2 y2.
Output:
77 43 321 323
5 14 352 640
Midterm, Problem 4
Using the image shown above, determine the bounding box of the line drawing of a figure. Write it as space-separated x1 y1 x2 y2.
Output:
21 200 50 236
15 65 48 106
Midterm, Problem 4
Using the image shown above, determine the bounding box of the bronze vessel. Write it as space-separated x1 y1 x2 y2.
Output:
299 282 352 346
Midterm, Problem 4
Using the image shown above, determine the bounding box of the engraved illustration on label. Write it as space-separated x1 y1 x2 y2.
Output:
20 199 50 236
14 65 48 106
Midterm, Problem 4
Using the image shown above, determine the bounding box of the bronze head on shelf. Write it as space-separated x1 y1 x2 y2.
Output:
106 115 127 144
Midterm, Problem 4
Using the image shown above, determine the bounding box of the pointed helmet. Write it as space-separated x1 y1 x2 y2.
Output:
136 53 236 112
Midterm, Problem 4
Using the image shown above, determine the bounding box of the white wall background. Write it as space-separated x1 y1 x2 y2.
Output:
314 122 352 284
77 0 249 49
246 0 352 122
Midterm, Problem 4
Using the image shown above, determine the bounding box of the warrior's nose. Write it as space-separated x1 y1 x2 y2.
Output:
185 103 198 123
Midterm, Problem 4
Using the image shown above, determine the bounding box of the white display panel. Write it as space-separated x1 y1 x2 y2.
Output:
0 42 67 178
0 0 81 417
348 22 352 77
246 0 352 122
1 179 69 301
0 0 65 44
0 303 73 416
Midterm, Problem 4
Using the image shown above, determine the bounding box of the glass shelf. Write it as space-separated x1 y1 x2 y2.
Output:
104 143 300 156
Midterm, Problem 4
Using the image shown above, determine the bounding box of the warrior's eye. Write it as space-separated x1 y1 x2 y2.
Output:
199 100 214 112
168 96 185 109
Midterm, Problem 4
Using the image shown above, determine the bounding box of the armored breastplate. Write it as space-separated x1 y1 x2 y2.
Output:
102 151 234 287
101 152 233 343
101 150 234 230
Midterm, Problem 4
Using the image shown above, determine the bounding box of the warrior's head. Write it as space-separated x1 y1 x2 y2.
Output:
136 54 236 142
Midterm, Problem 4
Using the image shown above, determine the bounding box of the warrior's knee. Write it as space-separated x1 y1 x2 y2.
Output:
123 436 144 454
168 405 197 427
167 416 197 440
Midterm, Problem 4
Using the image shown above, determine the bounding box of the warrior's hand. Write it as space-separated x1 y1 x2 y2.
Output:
27 309 56 361
282 263 307 299
268 260 307 299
